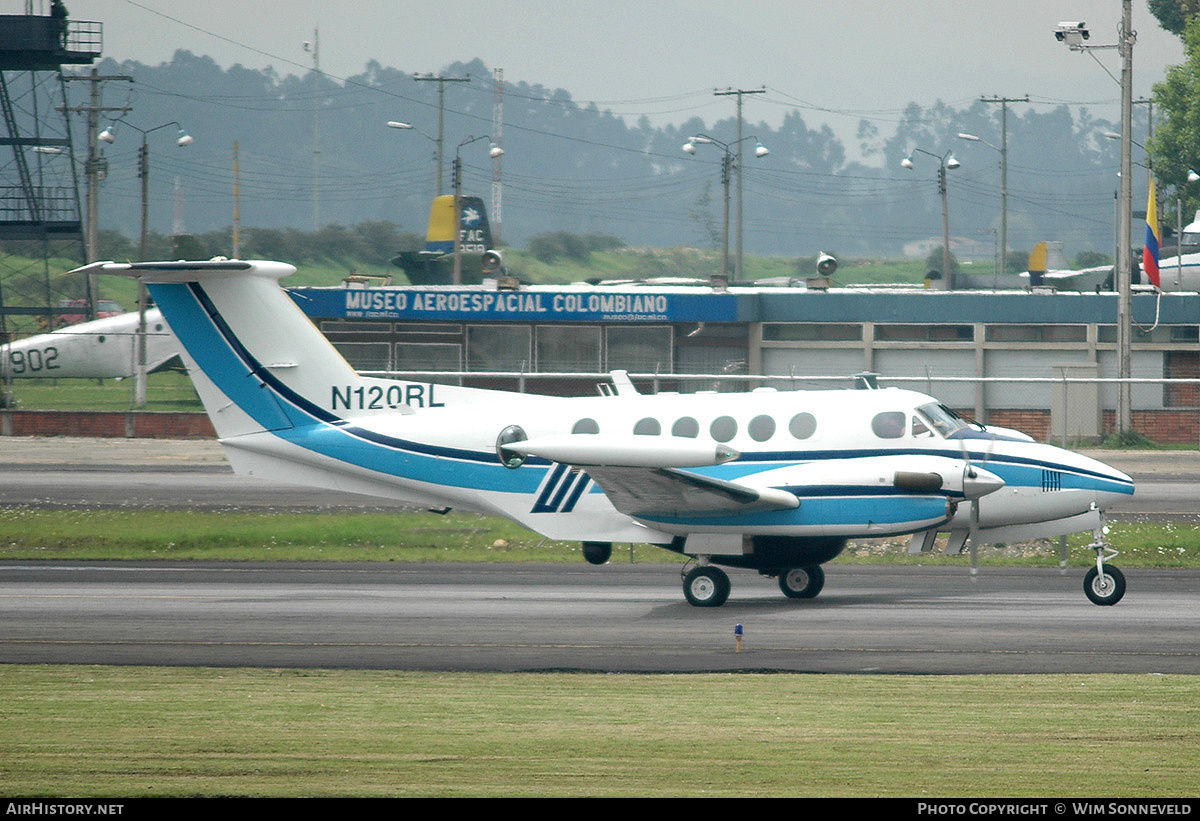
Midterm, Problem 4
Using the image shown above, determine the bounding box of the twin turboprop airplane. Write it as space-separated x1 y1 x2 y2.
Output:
71 258 1136 608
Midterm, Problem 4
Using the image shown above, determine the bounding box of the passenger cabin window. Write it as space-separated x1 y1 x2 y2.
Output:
672 417 699 438
710 416 738 442
789 412 817 440
634 417 661 436
572 418 600 434
872 411 906 439
748 414 776 442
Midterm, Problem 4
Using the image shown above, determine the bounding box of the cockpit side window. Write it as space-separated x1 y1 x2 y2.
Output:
871 411 906 439
916 402 968 438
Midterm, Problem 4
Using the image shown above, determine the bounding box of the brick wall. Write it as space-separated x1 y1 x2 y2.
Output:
1 411 215 439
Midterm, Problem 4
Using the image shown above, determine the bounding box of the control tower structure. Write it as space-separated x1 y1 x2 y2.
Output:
0 4 100 338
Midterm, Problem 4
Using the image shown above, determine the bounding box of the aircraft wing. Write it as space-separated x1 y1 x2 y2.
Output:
508 434 797 518
585 465 800 518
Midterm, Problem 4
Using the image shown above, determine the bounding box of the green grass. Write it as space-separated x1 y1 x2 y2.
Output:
0 508 667 563
2 370 203 412
0 666 1196 797
0 508 1196 568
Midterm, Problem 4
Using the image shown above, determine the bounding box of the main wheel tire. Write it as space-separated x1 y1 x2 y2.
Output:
1084 564 1126 606
683 566 730 607
778 565 825 599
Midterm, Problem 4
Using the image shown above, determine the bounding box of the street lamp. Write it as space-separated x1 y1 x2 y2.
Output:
387 120 440 198
1055 3 1136 435
98 119 194 408
452 135 503 285
958 132 1008 279
682 134 769 286
902 148 960 289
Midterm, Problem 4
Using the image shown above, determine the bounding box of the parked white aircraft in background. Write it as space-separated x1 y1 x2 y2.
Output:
69 258 1137 608
1 308 178 379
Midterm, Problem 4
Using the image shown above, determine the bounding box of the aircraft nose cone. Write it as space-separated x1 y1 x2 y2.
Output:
963 465 1005 500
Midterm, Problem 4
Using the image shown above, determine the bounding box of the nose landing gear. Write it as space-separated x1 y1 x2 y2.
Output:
1084 521 1125 606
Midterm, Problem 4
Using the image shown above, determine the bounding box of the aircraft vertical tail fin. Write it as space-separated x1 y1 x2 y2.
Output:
71 260 363 440
392 194 494 284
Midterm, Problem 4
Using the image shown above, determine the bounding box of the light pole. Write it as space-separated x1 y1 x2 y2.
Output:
387 120 440 200
902 148 960 289
957 132 1008 279
452 135 503 285
1055 7 1135 435
97 120 194 408
682 134 769 286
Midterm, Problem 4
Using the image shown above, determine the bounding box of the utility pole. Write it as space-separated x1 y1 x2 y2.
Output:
62 69 132 316
1117 0 1135 435
414 72 470 197
979 94 1028 276
714 87 764 280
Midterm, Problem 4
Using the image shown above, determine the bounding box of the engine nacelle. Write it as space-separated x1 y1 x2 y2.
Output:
816 252 838 276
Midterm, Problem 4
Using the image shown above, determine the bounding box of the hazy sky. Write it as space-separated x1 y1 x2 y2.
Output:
56 1 1189 154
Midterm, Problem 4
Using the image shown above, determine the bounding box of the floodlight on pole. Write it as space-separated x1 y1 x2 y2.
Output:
96 119 194 408
1056 2 1135 435
387 120 440 198
902 147 960 289
958 131 1010 279
452 135 504 285
682 133 769 287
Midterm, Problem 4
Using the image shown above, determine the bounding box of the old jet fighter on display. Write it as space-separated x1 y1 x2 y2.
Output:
71 258 1135 607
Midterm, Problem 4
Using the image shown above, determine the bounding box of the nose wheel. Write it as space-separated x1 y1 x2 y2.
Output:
1084 520 1125 606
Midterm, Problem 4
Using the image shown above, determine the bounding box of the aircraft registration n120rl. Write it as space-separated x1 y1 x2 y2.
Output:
72 258 1136 608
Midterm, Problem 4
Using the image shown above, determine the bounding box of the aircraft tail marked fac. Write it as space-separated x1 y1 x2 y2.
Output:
73 258 1135 608
390 194 493 284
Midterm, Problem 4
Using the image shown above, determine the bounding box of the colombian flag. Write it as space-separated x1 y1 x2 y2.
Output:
1144 176 1161 289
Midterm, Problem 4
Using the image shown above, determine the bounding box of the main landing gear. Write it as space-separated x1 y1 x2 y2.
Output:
682 564 730 607
680 560 826 607
776 565 825 599
1083 522 1125 606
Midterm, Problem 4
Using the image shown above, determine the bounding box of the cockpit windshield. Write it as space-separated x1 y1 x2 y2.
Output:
916 402 969 438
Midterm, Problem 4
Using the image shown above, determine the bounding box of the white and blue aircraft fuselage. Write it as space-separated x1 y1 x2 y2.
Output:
72 259 1135 607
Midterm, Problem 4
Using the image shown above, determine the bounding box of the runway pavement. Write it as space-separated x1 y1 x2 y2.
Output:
2 560 1197 673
